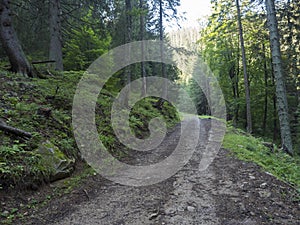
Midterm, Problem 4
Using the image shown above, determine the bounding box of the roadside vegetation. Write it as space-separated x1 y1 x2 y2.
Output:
223 126 300 192
0 70 179 190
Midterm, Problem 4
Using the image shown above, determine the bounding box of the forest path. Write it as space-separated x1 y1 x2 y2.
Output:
18 119 299 225
53 118 220 225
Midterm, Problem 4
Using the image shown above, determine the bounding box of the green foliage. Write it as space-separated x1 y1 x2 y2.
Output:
63 10 111 71
0 143 50 189
223 126 300 189
196 0 300 153
129 98 180 138
96 92 180 156
0 71 81 188
0 69 180 189
186 80 209 115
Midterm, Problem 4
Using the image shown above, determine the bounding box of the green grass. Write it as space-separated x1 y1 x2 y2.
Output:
223 126 300 191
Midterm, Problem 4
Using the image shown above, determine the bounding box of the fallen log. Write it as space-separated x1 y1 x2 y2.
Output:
0 120 32 139
31 60 56 65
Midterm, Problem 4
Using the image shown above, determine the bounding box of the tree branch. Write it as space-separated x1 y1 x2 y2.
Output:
0 120 32 139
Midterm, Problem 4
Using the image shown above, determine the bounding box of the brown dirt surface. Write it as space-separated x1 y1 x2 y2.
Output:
1 119 299 225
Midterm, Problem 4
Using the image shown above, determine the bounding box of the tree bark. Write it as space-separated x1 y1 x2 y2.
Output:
266 0 293 155
156 0 167 108
271 66 278 141
236 0 252 133
122 0 132 108
262 43 268 133
159 0 167 99
140 0 147 97
125 0 132 80
49 0 63 71
0 0 32 76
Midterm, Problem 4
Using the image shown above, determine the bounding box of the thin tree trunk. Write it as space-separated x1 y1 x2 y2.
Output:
266 0 293 155
140 0 146 96
123 0 132 107
262 43 268 133
157 0 167 108
230 65 239 127
159 0 167 96
235 65 240 126
0 0 32 76
231 74 240 127
234 35 240 127
232 37 240 128
236 0 252 133
271 62 278 141
49 0 63 71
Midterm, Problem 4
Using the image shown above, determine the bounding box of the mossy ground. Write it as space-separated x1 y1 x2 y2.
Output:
0 70 179 190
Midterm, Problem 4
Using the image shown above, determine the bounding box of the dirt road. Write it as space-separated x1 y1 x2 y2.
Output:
17 119 299 225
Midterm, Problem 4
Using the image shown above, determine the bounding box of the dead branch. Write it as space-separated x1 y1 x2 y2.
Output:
31 60 56 65
0 120 32 139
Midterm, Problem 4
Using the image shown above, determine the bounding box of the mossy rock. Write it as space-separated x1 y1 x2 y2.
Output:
37 140 75 182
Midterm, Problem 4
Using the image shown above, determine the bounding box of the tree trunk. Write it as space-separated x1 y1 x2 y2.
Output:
262 43 268 133
0 0 32 76
160 0 167 94
233 35 240 128
271 66 278 141
49 0 63 71
122 0 132 107
266 0 293 155
156 0 167 108
236 0 252 133
232 74 240 127
140 0 147 97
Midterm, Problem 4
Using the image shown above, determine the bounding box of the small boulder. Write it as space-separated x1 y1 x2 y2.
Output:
37 140 75 182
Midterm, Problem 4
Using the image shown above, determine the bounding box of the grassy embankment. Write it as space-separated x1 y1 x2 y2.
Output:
223 126 300 192
0 70 179 189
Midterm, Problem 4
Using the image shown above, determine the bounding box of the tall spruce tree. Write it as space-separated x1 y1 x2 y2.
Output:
265 0 293 155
